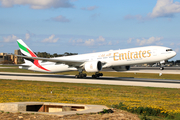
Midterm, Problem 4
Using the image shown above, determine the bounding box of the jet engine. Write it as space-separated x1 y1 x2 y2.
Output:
112 66 130 71
84 61 102 72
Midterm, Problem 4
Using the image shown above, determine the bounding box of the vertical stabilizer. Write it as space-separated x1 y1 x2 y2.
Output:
17 39 37 57
17 39 49 71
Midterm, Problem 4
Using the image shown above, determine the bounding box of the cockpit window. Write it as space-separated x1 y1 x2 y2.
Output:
166 49 173 51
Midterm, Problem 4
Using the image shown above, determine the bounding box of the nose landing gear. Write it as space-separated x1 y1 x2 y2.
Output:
160 66 164 70
159 60 165 70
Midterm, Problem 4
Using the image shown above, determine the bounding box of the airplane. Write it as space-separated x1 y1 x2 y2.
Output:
16 39 176 78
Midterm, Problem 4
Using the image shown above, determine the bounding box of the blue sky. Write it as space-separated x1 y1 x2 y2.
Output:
0 0 180 60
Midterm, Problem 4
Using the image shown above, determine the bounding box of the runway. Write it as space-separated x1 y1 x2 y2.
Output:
0 72 180 88
103 67 180 74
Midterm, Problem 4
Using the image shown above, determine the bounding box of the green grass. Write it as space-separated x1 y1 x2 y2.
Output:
0 65 18 67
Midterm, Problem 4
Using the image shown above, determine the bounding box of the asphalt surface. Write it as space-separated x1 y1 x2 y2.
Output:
103 67 180 74
103 67 180 71
0 72 179 88
130 67 180 70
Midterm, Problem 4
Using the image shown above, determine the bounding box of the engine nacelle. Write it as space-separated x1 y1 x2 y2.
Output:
84 61 102 72
112 66 130 71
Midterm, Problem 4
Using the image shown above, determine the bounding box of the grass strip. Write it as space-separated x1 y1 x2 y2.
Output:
112 102 180 119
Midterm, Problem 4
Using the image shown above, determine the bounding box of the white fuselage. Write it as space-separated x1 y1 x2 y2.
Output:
20 46 176 73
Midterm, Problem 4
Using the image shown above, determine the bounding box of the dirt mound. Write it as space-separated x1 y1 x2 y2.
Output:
0 109 140 120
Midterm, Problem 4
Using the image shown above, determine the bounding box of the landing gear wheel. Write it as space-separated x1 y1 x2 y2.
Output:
75 75 78 78
92 72 103 78
84 74 87 78
75 73 87 78
160 67 164 70
92 75 96 78
99 73 103 76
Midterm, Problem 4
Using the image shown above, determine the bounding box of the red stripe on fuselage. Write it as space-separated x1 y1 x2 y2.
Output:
27 48 50 71
34 60 50 71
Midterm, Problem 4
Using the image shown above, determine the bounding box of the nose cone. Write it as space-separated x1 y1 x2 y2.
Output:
173 51 177 57
169 51 177 59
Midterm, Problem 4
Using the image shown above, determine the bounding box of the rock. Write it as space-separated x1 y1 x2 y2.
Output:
18 116 23 119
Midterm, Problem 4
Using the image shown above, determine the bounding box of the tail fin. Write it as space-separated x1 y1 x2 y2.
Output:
17 39 50 71
17 39 37 58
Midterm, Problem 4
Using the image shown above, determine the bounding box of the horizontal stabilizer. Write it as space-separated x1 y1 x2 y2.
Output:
1 64 31 67
15 55 85 67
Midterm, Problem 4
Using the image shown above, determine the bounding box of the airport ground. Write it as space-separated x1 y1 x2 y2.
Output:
0 72 179 88
103 66 180 74
0 108 140 120
0 66 180 119
0 79 179 120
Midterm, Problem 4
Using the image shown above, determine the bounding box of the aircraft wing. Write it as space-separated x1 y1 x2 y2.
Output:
15 55 86 67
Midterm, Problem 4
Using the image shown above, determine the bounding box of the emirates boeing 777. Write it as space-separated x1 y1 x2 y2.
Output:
16 39 176 78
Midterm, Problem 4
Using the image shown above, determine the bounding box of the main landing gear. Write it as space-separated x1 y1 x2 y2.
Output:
75 71 103 78
75 68 103 78
92 72 103 78
75 72 103 78
75 68 87 78
75 73 87 78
